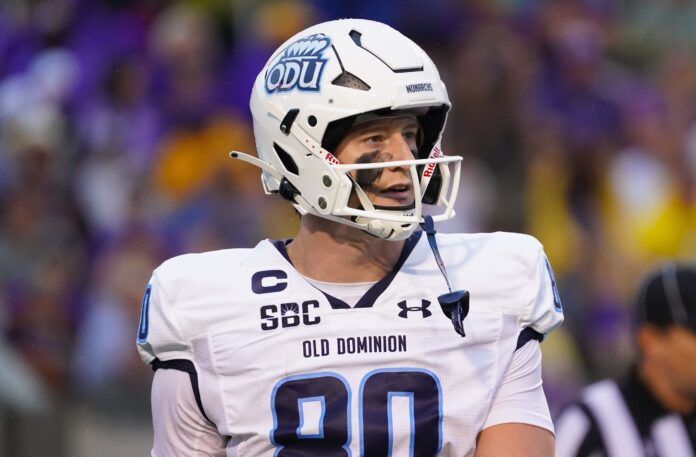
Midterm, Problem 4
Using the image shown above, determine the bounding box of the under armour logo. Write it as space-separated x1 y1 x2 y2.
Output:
397 300 432 319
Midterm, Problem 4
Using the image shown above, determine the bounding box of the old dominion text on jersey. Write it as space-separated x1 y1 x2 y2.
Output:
302 334 408 358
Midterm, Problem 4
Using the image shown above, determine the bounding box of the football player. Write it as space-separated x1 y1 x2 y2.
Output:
137 18 564 456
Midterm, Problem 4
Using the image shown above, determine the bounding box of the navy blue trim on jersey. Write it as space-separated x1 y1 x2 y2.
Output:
515 327 544 351
321 292 352 309
271 239 293 262
151 358 214 426
354 232 422 308
270 231 422 309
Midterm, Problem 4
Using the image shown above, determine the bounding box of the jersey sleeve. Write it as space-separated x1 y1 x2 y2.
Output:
151 369 227 456
137 271 191 365
519 246 564 335
482 340 554 433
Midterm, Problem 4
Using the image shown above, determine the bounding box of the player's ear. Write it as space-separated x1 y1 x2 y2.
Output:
636 324 663 357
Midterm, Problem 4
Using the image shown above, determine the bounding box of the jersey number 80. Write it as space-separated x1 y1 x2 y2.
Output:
270 368 442 456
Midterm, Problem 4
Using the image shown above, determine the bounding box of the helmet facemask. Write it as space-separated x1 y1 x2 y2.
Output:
232 104 461 240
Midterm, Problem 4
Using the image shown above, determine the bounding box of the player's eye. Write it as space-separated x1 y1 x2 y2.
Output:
365 134 385 145
403 130 418 141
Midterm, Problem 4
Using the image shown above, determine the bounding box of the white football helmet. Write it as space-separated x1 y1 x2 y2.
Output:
231 18 462 240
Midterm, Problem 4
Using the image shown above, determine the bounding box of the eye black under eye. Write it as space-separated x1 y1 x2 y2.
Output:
354 150 382 187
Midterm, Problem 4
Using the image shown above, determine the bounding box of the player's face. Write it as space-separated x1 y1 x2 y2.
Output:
334 116 419 208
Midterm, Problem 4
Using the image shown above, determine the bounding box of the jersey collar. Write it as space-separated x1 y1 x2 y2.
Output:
270 231 423 309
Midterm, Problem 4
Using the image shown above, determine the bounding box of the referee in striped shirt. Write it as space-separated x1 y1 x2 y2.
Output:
555 263 696 457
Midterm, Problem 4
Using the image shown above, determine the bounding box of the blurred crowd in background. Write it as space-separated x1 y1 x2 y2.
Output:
0 0 695 439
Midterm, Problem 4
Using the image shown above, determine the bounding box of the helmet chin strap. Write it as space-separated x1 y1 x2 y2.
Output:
354 216 416 240
358 218 393 239
420 215 470 337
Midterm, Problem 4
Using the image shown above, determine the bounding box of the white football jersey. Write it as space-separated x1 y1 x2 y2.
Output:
138 231 564 456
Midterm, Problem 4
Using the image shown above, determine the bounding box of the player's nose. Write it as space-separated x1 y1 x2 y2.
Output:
386 131 416 165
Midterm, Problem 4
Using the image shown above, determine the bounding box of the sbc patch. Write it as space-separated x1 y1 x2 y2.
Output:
265 34 331 93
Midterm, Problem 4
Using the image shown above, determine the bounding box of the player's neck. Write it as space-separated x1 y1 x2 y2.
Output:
286 215 406 283
639 362 695 415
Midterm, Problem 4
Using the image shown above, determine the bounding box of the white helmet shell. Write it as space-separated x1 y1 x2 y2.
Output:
233 18 462 240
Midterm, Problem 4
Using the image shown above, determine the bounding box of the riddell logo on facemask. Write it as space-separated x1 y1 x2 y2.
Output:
422 147 442 178
265 34 331 93
324 152 340 164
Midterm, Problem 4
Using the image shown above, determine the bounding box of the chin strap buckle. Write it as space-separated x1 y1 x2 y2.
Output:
438 290 470 337
278 178 299 201
420 216 470 337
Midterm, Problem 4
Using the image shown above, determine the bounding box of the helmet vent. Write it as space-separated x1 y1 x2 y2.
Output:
349 30 363 47
332 72 370 91
273 143 299 175
348 29 423 73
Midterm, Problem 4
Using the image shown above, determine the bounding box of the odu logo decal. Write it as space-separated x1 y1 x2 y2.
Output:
265 34 331 93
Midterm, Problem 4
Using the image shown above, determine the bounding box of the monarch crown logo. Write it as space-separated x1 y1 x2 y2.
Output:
265 34 331 93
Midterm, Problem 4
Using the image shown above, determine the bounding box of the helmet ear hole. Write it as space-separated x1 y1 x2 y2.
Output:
273 143 299 175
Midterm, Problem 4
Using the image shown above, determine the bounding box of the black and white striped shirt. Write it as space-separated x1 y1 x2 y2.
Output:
555 370 696 457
